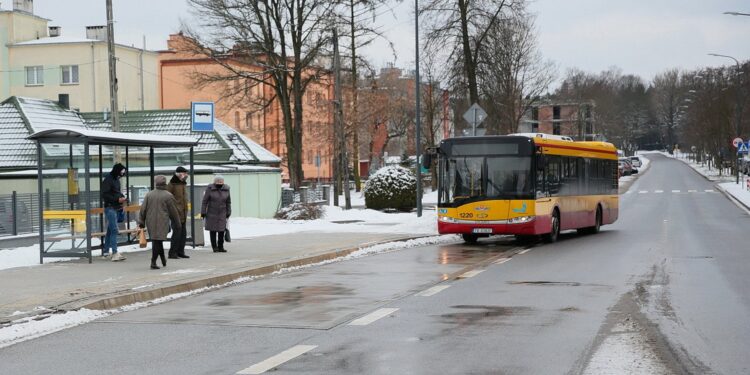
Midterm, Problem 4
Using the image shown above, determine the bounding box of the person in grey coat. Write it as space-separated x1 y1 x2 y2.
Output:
201 175 231 252
138 175 182 269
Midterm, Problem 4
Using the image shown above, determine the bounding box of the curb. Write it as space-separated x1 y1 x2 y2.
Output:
53 235 436 312
715 184 750 215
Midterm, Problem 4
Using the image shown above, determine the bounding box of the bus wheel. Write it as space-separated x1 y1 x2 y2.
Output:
462 234 479 244
578 206 602 235
543 210 560 243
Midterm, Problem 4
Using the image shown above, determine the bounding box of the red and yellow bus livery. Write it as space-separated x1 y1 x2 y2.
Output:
428 134 619 243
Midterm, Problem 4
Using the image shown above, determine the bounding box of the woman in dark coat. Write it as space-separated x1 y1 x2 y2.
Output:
201 175 231 252
138 175 181 269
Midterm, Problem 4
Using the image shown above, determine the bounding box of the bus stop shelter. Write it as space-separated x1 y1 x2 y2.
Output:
28 127 200 264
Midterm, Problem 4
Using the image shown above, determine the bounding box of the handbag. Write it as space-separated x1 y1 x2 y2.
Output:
117 208 125 223
138 228 148 248
224 220 231 243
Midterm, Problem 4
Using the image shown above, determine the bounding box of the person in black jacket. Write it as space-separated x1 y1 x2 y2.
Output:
101 163 127 261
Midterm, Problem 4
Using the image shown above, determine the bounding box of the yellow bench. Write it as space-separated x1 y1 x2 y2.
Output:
43 206 142 242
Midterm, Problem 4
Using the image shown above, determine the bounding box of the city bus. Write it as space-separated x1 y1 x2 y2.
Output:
424 133 619 243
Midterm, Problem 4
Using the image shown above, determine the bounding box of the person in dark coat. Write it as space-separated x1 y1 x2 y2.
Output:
201 175 231 252
167 166 189 259
138 175 181 270
101 163 127 262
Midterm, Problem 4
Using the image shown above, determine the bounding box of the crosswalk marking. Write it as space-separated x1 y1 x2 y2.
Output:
625 189 717 195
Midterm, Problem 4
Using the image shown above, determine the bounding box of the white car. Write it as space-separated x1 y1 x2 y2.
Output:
629 156 642 168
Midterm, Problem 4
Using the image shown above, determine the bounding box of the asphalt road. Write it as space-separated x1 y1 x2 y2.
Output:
1 154 749 375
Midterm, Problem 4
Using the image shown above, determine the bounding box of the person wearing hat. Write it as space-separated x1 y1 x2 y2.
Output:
101 163 128 262
201 175 231 252
167 166 190 259
138 175 181 270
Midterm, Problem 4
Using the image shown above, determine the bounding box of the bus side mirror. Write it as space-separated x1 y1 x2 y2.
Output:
536 155 546 170
421 153 433 169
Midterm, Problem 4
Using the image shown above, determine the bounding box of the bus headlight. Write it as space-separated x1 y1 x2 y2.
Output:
439 216 458 223
508 216 535 224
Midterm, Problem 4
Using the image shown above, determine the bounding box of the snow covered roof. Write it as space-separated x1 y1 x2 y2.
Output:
28 127 199 147
0 96 280 170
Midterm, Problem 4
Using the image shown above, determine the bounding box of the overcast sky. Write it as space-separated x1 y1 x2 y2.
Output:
22 0 750 86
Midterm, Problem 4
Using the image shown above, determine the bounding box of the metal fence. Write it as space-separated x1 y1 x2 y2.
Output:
281 185 330 208
0 190 104 237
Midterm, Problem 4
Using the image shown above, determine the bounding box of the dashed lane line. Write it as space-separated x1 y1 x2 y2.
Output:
517 249 532 255
236 345 317 374
458 269 485 278
348 308 399 326
417 285 451 297
654 190 664 193
688 190 697 193
672 190 680 193
638 190 648 194
705 189 715 193
493 258 511 265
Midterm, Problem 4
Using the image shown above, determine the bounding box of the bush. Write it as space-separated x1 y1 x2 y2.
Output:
275 203 324 220
364 165 417 211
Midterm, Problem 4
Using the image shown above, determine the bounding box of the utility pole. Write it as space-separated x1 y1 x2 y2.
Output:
106 0 120 160
333 29 351 209
414 0 423 217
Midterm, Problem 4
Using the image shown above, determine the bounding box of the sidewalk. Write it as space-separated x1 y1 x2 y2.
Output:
0 231 432 324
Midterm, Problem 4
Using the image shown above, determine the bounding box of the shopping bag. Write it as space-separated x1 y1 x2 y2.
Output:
138 228 148 248
224 221 231 243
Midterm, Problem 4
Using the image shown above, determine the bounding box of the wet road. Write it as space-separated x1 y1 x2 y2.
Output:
2 154 750 374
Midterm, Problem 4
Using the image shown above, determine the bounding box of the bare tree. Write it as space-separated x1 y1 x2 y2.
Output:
651 69 685 151
183 0 335 189
477 10 554 134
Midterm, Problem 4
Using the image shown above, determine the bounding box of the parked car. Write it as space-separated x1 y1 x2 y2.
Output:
618 158 634 176
629 156 642 168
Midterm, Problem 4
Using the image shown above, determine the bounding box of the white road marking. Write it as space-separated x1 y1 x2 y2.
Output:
638 190 648 194
672 190 680 193
688 190 697 193
348 308 399 326
654 190 664 193
458 270 485 278
705 189 715 193
417 285 451 297
493 258 511 265
518 248 532 255
237 345 317 374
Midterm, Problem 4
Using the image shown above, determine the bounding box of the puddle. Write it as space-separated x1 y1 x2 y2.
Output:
208 284 354 308
440 305 532 327
436 246 499 265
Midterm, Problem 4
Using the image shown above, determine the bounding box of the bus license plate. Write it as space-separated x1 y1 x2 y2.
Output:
472 228 492 234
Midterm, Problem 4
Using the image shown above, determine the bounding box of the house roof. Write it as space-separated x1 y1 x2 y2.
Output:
0 96 279 170
11 36 160 54
80 110 281 164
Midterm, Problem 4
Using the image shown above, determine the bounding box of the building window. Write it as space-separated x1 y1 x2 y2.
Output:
553 123 561 135
234 111 240 129
25 66 44 86
553 106 561 120
245 112 252 130
61 65 79 85
257 113 262 131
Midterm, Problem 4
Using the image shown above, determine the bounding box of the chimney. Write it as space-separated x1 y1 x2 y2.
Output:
85 26 107 41
13 0 32 14
48 26 60 37
58 94 70 110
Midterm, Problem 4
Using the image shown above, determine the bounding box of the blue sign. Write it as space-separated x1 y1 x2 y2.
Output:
191 102 214 132
738 142 749 154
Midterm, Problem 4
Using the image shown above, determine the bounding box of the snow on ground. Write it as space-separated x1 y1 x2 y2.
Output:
664 152 750 208
0 234 458 349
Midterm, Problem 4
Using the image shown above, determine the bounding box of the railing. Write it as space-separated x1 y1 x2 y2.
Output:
281 185 331 208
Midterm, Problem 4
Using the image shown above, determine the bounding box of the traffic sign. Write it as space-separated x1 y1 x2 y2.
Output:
738 142 749 154
733 137 744 148
191 102 215 132
463 103 487 136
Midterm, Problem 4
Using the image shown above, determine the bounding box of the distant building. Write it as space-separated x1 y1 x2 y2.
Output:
159 34 334 182
0 1 160 112
519 101 597 140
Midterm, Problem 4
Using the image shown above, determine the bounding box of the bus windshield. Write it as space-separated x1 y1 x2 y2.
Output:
442 156 533 205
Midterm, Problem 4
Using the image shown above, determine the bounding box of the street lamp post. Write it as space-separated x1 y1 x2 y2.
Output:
708 53 744 183
414 0 422 217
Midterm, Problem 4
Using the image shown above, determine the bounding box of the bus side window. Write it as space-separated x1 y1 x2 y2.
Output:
546 156 560 196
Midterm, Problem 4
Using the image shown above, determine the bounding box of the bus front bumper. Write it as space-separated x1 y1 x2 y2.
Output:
438 215 550 236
